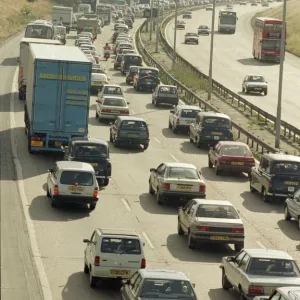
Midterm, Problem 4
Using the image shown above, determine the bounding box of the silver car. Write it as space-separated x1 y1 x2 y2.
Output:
98 84 124 101
95 96 130 121
221 249 300 300
242 74 268 96
178 199 244 251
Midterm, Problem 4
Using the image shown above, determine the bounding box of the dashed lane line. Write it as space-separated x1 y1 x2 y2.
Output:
142 232 155 249
121 198 131 212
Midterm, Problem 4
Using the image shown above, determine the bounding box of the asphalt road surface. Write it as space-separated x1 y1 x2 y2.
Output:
166 4 300 129
1 17 300 300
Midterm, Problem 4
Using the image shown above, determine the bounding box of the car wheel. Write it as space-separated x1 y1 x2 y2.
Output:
242 87 245 93
155 100 159 107
109 133 113 143
239 287 246 300
89 269 97 288
103 178 109 186
245 87 249 94
188 230 195 249
90 203 96 210
168 120 172 129
250 180 255 193
298 217 300 230
156 189 163 205
221 269 232 289
189 132 193 143
51 197 57 208
172 125 178 134
84 262 89 274
113 139 119 147
284 206 291 221
196 139 201 148
177 219 184 236
261 188 270 202
208 157 213 168
215 165 220 175
264 89 268 96
234 242 244 252
149 181 155 195
46 186 50 197
152 97 154 104
143 144 149 150
95 111 98 118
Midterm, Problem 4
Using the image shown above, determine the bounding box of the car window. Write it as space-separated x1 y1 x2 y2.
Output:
52 164 58 179
272 162 300 175
74 144 107 158
168 167 199 179
120 120 147 131
157 164 166 175
248 76 264 82
221 145 252 157
270 291 282 300
185 200 195 214
103 86 123 95
203 117 230 128
195 204 240 219
235 251 246 265
139 69 158 76
240 254 250 271
103 98 126 107
248 258 300 276
100 238 141 254
60 171 94 186
159 86 177 94
130 272 139 285
180 109 200 118
132 275 143 294
91 231 97 243
293 189 300 200
189 203 197 216
125 56 141 64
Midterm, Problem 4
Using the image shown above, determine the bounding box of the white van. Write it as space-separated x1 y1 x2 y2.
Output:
78 4 92 14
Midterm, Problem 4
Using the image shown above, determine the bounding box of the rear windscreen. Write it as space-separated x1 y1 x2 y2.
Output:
101 238 141 254
126 56 142 64
180 110 200 118
203 117 230 128
120 120 147 131
272 162 300 175
140 69 158 76
74 144 108 158
159 86 177 94
60 171 93 186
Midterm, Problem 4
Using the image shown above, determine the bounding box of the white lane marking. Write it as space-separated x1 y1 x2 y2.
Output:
284 77 288 80
10 68 52 300
121 198 131 211
153 136 161 144
131 109 135 114
256 241 266 249
170 154 179 162
142 232 154 249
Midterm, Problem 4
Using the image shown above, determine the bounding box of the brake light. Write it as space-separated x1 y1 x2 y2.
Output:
93 187 98 197
199 185 206 193
158 79 160 84
94 256 100 266
147 74 150 77
162 183 170 190
120 110 129 114
176 119 180 124
105 81 108 84
129 76 132 78
196 225 209 231
31 137 42 141
102 109 111 112
54 184 59 195
232 228 244 233
141 258 146 268
248 286 264 294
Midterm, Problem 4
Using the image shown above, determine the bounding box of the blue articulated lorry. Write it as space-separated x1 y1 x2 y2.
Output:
24 43 92 154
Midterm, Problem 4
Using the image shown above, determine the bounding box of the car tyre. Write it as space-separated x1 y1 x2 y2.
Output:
221 269 232 289
156 190 163 205
234 242 244 252
177 220 184 236
239 287 246 300
46 186 50 197
262 188 270 202
149 181 155 195
264 89 268 96
208 157 213 168
51 197 57 208
103 178 109 186
109 133 113 143
84 262 89 274
188 231 195 249
89 270 97 288
298 217 300 230
143 144 149 150
168 120 172 129
172 125 178 134
284 206 291 221
95 111 98 118
215 165 220 175
90 203 96 210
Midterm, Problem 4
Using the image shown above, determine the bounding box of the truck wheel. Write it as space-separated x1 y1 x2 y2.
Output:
221 269 232 289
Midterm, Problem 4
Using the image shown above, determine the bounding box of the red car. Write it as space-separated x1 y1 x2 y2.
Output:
208 141 255 176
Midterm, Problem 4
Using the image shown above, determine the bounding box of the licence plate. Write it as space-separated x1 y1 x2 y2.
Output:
212 132 223 135
284 181 299 186
146 82 152 85
55 141 62 147
210 236 229 241
68 186 84 192
288 187 295 192
110 270 130 276
31 141 43 147
214 136 219 140
177 185 192 191
94 81 103 84
231 162 244 166
254 87 261 90
128 133 139 137
90 163 98 167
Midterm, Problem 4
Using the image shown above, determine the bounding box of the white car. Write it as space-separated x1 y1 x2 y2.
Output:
96 95 130 121
83 228 146 287
46 161 99 209
86 54 96 64
80 43 96 52
122 49 136 55
242 74 268 96
91 73 108 93
98 84 124 100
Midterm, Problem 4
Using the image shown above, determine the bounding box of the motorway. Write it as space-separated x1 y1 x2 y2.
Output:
166 4 300 129
1 16 300 300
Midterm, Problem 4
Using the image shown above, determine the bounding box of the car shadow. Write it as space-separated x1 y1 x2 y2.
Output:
112 72 124 77
61 272 120 300
201 167 249 183
161 128 187 139
109 142 145 154
29 196 91 221
1 57 19 66
237 58 278 66
166 234 236 263
118 82 129 86
240 191 283 213
89 116 101 126
180 141 206 154
237 91 264 97
208 288 239 300
145 103 169 110
139 193 179 215
125 87 137 94
277 219 300 242
0 92 24 112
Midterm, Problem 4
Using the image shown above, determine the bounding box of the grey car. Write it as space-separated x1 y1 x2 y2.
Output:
284 188 300 228
254 286 300 300
242 75 268 96
152 85 179 107
120 269 198 300
184 32 199 44
198 25 210 35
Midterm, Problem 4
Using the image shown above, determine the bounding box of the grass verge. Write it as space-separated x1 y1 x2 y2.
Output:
251 0 300 56
0 0 54 42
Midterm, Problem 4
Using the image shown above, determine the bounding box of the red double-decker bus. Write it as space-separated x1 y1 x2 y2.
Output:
253 17 286 62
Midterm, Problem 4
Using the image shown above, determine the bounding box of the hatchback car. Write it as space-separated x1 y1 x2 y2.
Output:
91 73 108 93
121 54 143 75
206 4 213 10
46 161 99 209
126 66 140 84
114 54 124 70
198 25 210 35
133 67 160 91
152 85 179 107
83 228 146 287
98 84 124 100
242 74 268 95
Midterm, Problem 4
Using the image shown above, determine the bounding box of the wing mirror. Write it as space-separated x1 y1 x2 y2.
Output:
150 168 156 172
227 256 235 262
48 168 53 173
127 102 130 104
83 238 90 243
192 283 196 288
96 100 100 103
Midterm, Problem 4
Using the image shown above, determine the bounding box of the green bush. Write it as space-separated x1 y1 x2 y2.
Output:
20 6 32 16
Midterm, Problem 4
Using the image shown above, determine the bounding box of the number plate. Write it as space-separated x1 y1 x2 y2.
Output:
128 133 139 137
55 141 62 147
31 141 43 147
254 87 261 90
210 236 229 241
212 132 223 135
90 163 98 167
231 162 244 166
284 181 299 186
68 186 84 192
288 187 295 192
110 270 130 276
176 186 192 191
214 136 220 140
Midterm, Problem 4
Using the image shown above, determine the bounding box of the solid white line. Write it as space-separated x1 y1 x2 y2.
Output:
142 232 154 249
131 109 135 114
121 198 131 211
10 69 52 300
153 136 161 144
256 241 266 249
170 154 179 162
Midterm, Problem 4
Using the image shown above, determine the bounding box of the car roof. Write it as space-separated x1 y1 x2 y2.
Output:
217 141 249 147
56 161 95 171
103 95 125 100
138 269 190 281
263 153 300 163
117 116 146 122
245 249 294 260
193 199 234 206
176 105 201 110
96 228 139 237
139 67 159 71
71 137 108 146
246 74 264 77
277 287 300 299
104 84 122 88
123 53 141 57
198 111 230 119
164 162 197 169
159 85 177 88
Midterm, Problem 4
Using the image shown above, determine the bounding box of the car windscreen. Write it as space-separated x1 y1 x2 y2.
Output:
196 204 239 219
74 144 108 158
159 86 177 94
103 86 123 95
221 145 252 157
203 117 230 128
168 167 198 179
141 279 196 299
125 56 142 64
248 76 265 82
117 55 124 62
272 162 300 175
180 109 200 118
140 69 158 76
120 120 147 131
247 259 300 276
101 238 141 254
60 171 94 186
103 98 126 107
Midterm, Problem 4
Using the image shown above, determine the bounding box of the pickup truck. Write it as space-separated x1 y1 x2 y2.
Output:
24 43 92 154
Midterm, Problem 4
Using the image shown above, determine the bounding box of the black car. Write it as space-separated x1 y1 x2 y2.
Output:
152 85 179 107
114 54 124 70
121 54 142 75
63 137 111 186
250 153 300 202
126 66 140 84
133 67 160 91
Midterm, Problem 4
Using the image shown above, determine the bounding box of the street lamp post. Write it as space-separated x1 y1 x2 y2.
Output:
172 1 178 69
149 0 154 41
207 0 216 101
275 0 287 149
155 0 160 52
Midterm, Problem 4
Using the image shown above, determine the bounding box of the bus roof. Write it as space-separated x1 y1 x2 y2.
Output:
256 17 282 22
21 38 61 45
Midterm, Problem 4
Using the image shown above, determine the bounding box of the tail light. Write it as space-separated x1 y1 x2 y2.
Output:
176 119 180 124
105 81 108 84
199 185 206 193
31 137 42 141
120 110 129 114
219 158 229 165
54 184 59 195
232 228 244 233
196 225 209 231
158 79 160 84
248 286 264 294
162 183 170 190
141 258 146 268
93 187 98 197
129 76 132 78
94 256 100 266
102 109 111 112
